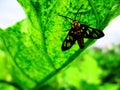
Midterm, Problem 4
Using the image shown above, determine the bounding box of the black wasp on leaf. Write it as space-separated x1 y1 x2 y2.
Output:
59 5 104 51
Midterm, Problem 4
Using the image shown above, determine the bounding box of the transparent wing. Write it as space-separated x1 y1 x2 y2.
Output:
80 24 104 39
62 28 76 51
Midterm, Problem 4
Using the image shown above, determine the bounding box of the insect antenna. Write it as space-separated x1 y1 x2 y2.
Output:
58 14 73 21
74 4 83 20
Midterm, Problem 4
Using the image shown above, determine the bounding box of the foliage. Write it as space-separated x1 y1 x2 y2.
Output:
39 45 120 90
0 0 120 90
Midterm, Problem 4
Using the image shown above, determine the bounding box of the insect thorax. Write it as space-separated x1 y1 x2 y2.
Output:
72 20 81 30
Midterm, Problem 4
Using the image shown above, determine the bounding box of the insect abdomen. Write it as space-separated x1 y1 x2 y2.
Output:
77 35 84 49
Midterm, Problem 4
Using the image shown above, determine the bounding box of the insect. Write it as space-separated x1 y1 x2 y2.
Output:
59 5 104 51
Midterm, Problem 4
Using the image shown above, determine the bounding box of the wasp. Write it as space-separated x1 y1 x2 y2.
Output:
59 5 104 51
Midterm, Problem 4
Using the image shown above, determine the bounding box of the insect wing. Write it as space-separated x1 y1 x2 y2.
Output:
80 24 104 39
62 28 76 51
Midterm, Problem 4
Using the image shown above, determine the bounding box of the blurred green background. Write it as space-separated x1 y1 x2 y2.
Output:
0 0 120 90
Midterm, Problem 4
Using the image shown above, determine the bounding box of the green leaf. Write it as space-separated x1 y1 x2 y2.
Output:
0 0 120 89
